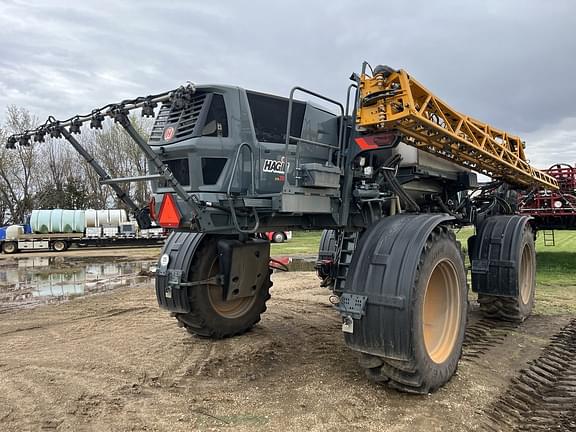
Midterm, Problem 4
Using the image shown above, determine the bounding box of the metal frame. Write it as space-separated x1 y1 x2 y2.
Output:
59 128 141 214
283 86 345 187
226 142 259 233
356 68 558 190
6 85 203 228
520 163 576 228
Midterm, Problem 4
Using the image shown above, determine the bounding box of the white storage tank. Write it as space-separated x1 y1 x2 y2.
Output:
108 209 127 226
5 224 24 240
85 209 128 228
30 209 85 234
85 209 98 228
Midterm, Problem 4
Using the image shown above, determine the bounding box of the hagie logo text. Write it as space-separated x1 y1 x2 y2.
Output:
263 157 290 174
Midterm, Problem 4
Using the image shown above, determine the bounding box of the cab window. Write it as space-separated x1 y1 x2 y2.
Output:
247 92 305 143
201 94 228 137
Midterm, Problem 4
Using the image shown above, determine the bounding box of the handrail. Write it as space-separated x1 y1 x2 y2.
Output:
283 86 345 188
226 142 259 233
345 83 358 117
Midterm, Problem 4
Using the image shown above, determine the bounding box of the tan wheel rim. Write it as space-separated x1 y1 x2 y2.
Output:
422 259 461 364
519 243 534 305
206 257 258 319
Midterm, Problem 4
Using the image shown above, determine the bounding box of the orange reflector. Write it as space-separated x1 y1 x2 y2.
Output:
158 193 181 228
148 196 157 221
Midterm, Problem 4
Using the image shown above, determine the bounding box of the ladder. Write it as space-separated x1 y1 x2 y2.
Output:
334 232 359 293
356 66 559 191
543 230 555 247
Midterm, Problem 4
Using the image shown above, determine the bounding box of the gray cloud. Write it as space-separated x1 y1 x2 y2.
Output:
0 0 575 168
524 117 576 169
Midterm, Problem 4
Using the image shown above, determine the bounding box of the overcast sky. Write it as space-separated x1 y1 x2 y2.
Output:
0 0 575 169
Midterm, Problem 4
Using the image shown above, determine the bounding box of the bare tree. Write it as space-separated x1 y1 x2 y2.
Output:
90 115 152 208
0 106 38 223
33 138 94 209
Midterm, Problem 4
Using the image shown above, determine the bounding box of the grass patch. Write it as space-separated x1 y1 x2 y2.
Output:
536 252 576 286
533 232 576 311
271 227 575 314
270 231 322 256
533 284 576 315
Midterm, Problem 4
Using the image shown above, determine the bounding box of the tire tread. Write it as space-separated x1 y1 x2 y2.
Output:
174 240 272 339
360 226 466 394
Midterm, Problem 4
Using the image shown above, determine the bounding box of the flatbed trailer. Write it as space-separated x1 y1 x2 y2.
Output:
0 232 166 254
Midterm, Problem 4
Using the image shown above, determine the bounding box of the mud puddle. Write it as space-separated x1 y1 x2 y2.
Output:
0 256 155 312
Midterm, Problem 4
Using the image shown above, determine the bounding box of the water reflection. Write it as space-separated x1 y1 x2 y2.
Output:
0 256 155 312
0 256 316 312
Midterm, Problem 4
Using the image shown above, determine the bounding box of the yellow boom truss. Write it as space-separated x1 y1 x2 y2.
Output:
356 68 558 190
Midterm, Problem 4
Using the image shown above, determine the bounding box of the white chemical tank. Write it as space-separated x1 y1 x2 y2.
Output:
392 143 475 196
85 209 128 227
5 224 24 240
30 209 85 234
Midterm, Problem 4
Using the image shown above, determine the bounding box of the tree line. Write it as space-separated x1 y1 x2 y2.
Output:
0 106 152 225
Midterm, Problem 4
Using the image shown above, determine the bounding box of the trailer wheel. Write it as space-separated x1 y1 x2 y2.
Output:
175 240 272 339
2 241 18 254
52 240 68 252
477 223 536 322
353 225 467 394
272 232 286 243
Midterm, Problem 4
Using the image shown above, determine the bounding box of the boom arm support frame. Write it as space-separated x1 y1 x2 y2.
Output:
5 84 205 229
356 66 558 191
59 127 152 229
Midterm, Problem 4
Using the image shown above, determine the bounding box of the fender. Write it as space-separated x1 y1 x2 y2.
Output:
155 231 205 313
469 215 532 297
342 213 455 360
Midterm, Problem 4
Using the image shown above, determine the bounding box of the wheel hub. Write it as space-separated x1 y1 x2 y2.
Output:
519 243 535 305
206 257 258 319
422 259 461 364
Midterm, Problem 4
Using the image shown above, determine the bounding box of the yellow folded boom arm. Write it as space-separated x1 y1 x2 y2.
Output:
356 68 558 190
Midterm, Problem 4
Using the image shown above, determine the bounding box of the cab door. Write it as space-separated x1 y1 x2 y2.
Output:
247 91 305 194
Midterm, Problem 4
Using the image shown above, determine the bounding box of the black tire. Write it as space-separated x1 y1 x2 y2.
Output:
272 232 286 243
175 240 272 339
478 224 536 322
2 241 18 254
361 228 468 394
317 229 337 261
316 229 338 288
52 240 68 252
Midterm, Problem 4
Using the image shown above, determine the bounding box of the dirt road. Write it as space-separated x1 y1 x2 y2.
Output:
0 271 574 431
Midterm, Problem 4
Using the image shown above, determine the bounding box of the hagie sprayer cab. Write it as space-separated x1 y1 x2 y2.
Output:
8 63 558 394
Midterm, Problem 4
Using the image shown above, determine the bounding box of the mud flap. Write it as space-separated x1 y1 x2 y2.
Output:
469 215 532 297
340 213 454 361
217 238 270 301
155 231 205 313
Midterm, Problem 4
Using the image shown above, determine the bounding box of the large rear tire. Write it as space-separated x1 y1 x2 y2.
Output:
174 239 271 339
361 228 468 393
478 224 536 322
